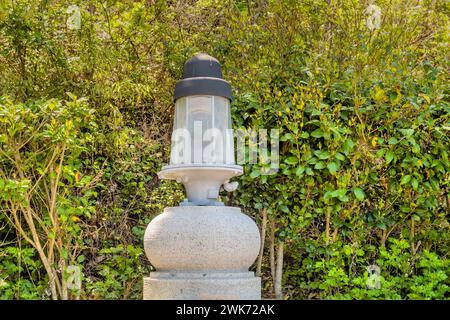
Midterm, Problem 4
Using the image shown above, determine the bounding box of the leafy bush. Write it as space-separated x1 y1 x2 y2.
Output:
0 95 96 299
0 0 448 299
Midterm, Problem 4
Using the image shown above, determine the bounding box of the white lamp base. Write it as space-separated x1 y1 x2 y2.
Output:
158 164 243 205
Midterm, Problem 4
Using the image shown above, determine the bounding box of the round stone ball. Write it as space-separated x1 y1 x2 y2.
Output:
144 206 260 272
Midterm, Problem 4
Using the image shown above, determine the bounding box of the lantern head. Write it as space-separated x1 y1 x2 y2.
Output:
158 53 243 206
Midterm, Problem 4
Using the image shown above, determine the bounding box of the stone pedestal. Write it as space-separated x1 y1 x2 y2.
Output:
143 206 261 300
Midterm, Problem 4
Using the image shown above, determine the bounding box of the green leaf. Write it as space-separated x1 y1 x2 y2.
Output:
300 132 309 139
399 128 414 137
311 128 324 138
388 137 398 145
284 156 298 165
327 161 339 174
314 161 325 169
332 189 347 198
260 175 268 184
295 165 305 176
376 148 386 158
335 152 345 161
400 175 411 185
377 223 387 230
280 133 294 142
61 248 68 260
353 188 365 201
385 150 394 164
342 139 355 155
324 191 333 200
314 150 330 159
412 143 420 154
400 204 411 213
249 170 260 179
411 178 419 190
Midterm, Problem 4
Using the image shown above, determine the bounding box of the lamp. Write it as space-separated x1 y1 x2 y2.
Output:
158 53 242 205
143 54 261 300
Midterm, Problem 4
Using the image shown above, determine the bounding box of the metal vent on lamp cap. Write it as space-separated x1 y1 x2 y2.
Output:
173 53 232 101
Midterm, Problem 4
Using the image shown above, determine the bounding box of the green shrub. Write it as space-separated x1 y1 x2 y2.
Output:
0 0 448 299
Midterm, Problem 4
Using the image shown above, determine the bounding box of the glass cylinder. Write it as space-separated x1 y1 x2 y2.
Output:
170 95 235 166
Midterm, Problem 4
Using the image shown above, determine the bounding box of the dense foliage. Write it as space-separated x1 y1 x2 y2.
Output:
0 0 448 299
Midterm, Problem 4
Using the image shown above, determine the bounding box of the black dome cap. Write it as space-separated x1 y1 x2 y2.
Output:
183 53 222 78
174 53 232 101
